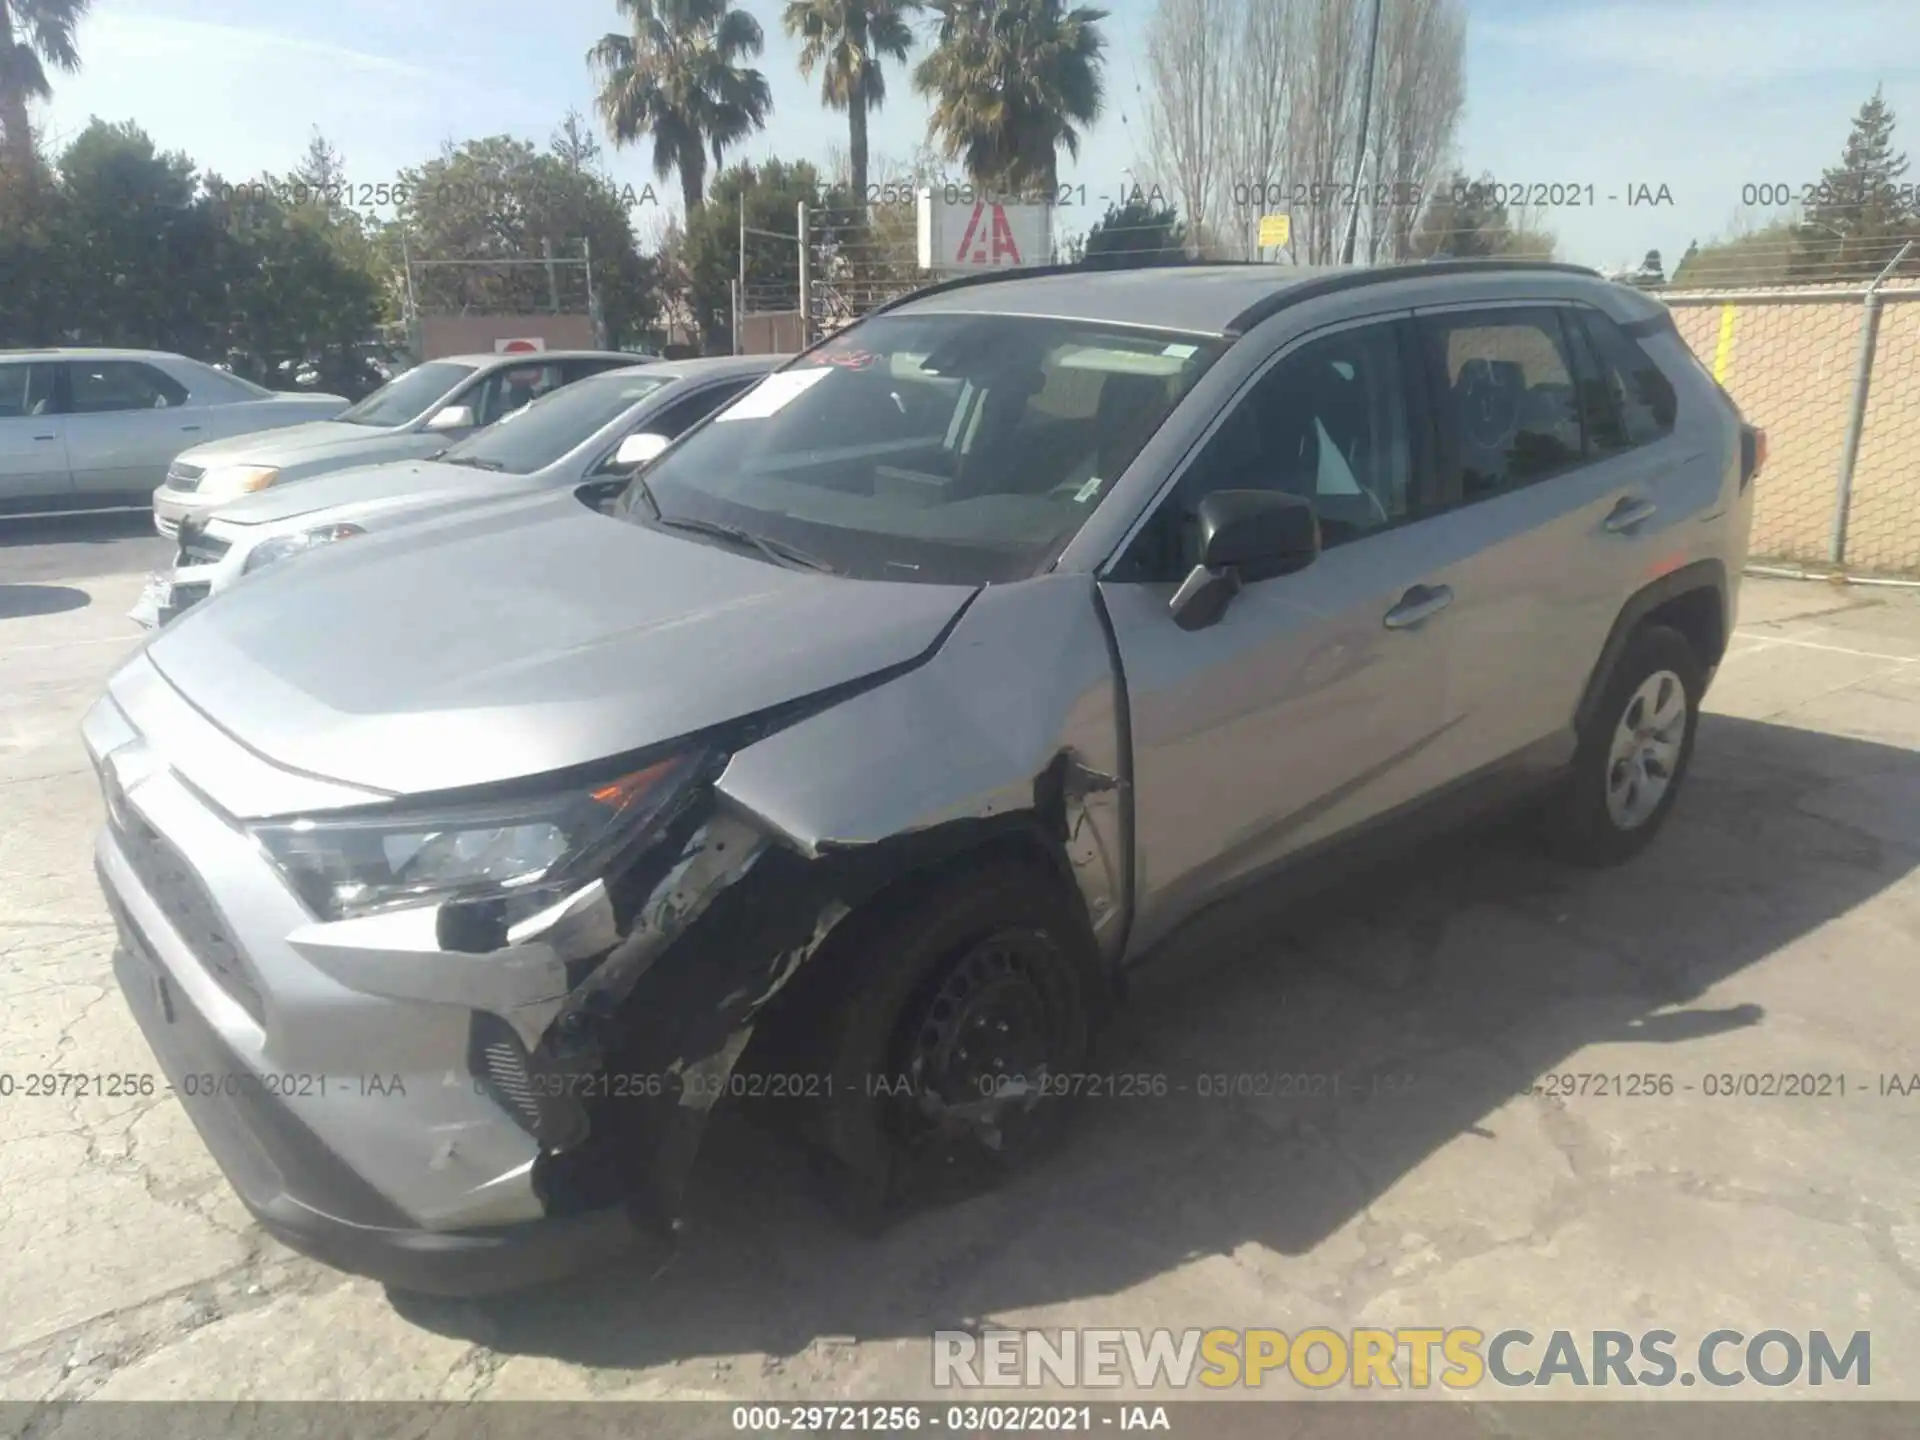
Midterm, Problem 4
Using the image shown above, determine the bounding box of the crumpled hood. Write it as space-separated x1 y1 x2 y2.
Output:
177 419 409 471
146 490 978 797
212 460 532 528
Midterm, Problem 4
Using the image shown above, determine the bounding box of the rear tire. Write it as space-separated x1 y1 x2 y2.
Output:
806 859 1096 1228
1543 623 1702 866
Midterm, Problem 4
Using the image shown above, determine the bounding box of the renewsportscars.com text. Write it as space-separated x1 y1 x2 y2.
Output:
932 1327 1871 1390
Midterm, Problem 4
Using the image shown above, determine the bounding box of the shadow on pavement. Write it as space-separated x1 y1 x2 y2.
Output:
393 712 1918 1367
0 583 91 619
0 509 151 549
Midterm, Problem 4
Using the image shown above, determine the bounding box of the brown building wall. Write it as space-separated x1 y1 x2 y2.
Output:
740 311 806 355
416 313 597 359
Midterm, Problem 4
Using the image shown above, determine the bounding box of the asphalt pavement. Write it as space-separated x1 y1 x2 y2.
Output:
0 511 170 589
2 514 1918 1409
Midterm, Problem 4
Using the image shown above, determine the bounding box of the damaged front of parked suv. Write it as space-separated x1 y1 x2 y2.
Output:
86 261 1755 1295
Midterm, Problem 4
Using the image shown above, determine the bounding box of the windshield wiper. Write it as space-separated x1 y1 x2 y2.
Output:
653 514 837 573
440 455 507 471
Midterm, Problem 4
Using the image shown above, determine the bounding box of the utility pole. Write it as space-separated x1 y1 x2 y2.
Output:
797 200 812 348
737 191 747 355
583 236 603 348
1340 0 1384 266
542 236 560 312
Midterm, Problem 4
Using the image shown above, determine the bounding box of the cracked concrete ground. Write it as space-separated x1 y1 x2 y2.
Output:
2 516 1917 1407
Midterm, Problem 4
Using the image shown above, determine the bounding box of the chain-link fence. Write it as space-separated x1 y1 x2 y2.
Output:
1664 274 1920 580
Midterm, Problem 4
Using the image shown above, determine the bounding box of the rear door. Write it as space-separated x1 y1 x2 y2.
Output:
0 362 70 504
1098 315 1457 949
1401 302 1699 782
61 359 203 497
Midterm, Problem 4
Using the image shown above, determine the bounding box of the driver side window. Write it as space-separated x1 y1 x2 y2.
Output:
1119 322 1414 581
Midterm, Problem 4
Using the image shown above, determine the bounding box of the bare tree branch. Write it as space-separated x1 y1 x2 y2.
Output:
1143 0 1233 250
1362 0 1465 262
1285 0 1369 264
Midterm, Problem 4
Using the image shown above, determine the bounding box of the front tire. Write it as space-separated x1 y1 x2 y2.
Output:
1544 623 1702 866
808 859 1096 1227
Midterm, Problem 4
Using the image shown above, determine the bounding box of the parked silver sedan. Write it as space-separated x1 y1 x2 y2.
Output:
149 350 642 537
130 355 788 628
0 349 347 518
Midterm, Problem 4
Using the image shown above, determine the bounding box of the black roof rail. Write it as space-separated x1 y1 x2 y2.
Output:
861 254 1274 322
1222 258 1604 335
824 255 1603 343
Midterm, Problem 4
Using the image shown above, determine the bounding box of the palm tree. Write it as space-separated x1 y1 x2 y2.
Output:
913 0 1106 197
0 0 90 174
782 0 919 207
589 0 772 218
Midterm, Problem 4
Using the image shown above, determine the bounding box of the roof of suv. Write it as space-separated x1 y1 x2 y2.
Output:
887 259 1627 337
606 353 793 383
437 350 647 367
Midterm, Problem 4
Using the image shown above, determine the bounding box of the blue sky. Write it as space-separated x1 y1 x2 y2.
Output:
32 0 1920 271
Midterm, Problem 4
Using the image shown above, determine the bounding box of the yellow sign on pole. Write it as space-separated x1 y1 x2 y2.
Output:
1258 213 1291 249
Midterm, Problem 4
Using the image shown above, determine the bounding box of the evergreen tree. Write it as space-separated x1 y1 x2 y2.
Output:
1795 87 1919 277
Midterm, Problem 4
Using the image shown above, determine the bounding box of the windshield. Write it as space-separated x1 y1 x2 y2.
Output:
440 371 670 474
336 361 474 427
623 315 1225 584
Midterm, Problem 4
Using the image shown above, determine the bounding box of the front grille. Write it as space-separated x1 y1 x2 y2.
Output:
176 522 230 567
103 772 266 1024
471 1013 543 1135
166 460 204 493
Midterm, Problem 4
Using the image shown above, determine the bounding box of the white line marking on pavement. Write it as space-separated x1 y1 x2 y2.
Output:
1727 633 1920 663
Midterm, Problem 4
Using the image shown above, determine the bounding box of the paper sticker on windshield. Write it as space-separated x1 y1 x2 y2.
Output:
817 347 880 371
716 367 832 421
1161 342 1199 358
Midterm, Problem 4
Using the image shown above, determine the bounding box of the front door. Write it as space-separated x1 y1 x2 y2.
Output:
0 362 69 505
1098 316 1457 953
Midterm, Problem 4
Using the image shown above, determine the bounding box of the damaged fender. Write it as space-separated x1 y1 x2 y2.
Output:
712 573 1133 961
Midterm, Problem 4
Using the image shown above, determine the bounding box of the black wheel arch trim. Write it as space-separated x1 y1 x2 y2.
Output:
1573 559 1727 737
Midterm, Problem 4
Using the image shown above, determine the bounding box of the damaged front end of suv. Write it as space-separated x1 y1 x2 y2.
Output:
88 565 1132 1297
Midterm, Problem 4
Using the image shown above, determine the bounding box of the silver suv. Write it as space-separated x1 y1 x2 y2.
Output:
85 260 1760 1295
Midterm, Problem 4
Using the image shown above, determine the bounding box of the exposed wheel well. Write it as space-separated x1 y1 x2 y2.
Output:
731 818 1107 1091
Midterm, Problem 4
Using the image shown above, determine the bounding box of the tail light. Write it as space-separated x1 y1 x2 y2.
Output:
1739 424 1767 491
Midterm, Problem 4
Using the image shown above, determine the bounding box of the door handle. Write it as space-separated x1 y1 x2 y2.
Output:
33 433 57 441
1603 495 1657 533
179 424 202 432
1383 584 1454 630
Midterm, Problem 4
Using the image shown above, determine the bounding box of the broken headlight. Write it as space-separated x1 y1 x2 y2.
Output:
250 751 707 923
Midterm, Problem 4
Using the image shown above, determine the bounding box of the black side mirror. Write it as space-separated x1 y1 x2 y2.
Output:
576 476 628 513
1168 489 1320 632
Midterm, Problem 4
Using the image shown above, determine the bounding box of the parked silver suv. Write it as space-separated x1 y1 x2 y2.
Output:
86 260 1760 1295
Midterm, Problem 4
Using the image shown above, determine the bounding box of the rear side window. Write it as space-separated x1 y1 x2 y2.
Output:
66 360 190 413
1420 309 1585 503
1574 309 1677 450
